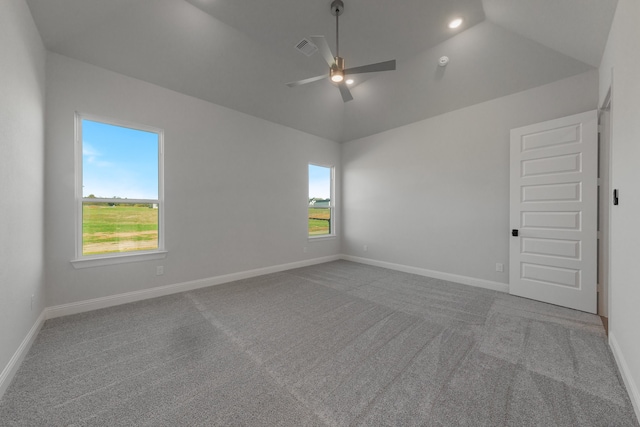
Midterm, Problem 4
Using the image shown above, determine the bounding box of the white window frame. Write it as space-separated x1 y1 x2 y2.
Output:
308 163 336 239
71 113 166 269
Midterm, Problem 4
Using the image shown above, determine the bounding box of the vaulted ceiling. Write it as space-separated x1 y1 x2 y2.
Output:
26 0 617 142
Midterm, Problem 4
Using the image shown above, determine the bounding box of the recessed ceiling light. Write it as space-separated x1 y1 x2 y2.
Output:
346 79 354 85
449 18 463 29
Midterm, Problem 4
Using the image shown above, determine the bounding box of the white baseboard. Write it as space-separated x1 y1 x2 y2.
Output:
41 252 507 320
340 255 509 293
609 332 640 423
45 255 341 320
0 311 46 399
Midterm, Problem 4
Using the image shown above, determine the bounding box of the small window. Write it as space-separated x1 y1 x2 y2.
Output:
308 164 334 237
75 114 164 263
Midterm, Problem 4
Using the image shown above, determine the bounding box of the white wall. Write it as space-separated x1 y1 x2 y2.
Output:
342 70 597 286
44 53 340 307
0 0 47 394
599 0 640 418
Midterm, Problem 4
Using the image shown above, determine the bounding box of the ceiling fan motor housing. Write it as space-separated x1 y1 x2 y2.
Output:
330 0 344 16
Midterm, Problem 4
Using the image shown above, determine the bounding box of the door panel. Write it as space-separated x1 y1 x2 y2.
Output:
521 211 581 229
522 153 581 177
510 110 597 313
521 263 579 288
521 237 580 259
522 182 581 202
520 124 581 151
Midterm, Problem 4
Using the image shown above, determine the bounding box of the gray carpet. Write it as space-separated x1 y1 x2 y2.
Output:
1 260 638 426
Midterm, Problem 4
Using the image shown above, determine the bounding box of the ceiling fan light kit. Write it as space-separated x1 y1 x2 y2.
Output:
330 69 344 83
286 0 396 102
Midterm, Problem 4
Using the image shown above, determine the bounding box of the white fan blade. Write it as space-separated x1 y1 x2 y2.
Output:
337 82 353 102
310 36 336 67
345 59 396 75
286 74 327 87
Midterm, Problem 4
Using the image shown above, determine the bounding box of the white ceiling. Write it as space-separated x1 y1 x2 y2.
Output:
26 0 617 142
483 0 616 68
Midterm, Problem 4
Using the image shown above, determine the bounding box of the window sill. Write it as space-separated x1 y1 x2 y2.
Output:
308 235 336 241
71 250 167 269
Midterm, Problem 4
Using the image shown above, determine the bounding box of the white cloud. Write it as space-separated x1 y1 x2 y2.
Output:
82 142 100 157
83 142 113 167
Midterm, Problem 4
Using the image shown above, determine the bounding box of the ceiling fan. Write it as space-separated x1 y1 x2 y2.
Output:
286 0 396 102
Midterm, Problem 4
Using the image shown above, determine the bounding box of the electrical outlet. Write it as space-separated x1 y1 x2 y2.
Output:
156 266 164 276
496 263 504 272
363 245 368 252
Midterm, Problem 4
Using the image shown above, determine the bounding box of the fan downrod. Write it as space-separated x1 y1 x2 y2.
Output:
330 0 344 16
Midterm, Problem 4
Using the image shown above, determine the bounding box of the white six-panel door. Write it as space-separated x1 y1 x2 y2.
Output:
509 110 598 313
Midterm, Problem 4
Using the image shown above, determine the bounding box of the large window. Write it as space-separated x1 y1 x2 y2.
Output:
74 114 164 265
308 164 334 237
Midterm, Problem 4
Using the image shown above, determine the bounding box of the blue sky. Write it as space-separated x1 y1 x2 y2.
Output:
309 164 331 200
82 119 159 199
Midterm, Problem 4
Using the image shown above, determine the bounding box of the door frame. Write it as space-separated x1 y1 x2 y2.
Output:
598 88 612 318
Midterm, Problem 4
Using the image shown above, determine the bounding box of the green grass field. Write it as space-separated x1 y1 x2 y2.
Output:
308 207 331 235
83 204 158 255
